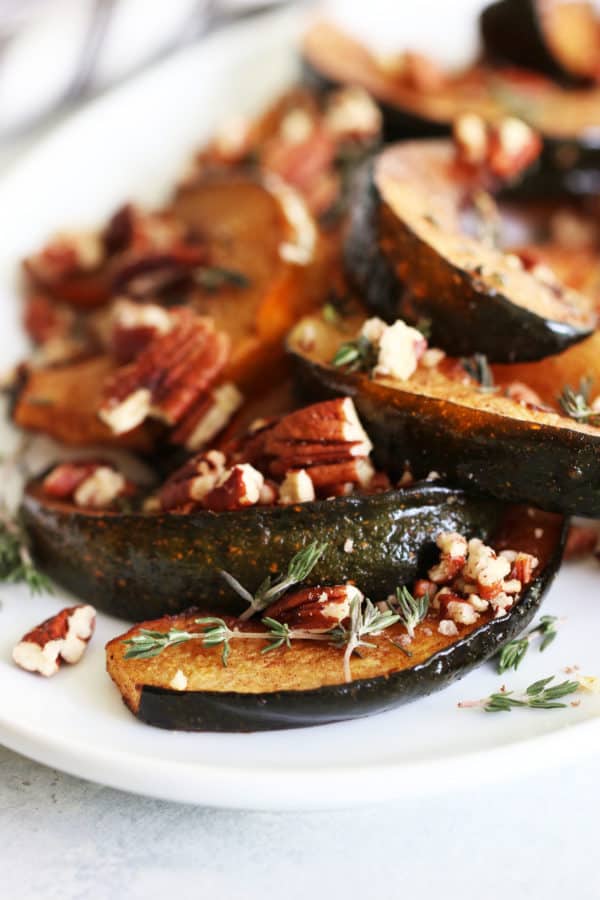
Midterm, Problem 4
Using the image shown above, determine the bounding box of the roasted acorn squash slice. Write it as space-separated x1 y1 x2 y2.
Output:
481 0 600 86
22 481 500 621
344 142 595 361
289 314 600 517
105 504 564 732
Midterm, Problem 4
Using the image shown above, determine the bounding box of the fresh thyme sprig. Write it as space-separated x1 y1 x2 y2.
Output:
221 541 328 621
0 505 52 594
336 596 401 683
393 586 430 639
497 615 559 673
331 335 378 373
460 353 497 393
122 627 195 660
558 377 600 426
123 598 400 682
194 266 250 292
459 675 581 712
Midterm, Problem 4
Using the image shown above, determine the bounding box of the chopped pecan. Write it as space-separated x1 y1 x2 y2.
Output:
106 205 207 295
99 311 229 434
264 397 372 468
42 461 132 509
323 87 382 141
453 113 489 167
261 128 337 217
23 295 75 346
266 584 361 629
463 538 511 600
157 449 226 511
424 532 538 624
413 578 437 599
43 461 105 498
228 417 278 468
202 463 264 512
299 457 375 490
73 467 129 509
487 117 542 181
500 549 539 586
504 380 547 411
278 469 316 505
108 298 173 363
170 382 243 450
24 230 105 287
437 589 480 626
428 532 468 583
259 479 279 506
12 605 96 677
453 113 541 181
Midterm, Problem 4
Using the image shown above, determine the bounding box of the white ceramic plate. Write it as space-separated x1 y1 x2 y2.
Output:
1 6 600 811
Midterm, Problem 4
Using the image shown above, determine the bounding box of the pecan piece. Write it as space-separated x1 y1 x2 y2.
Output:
99 311 229 434
453 114 541 181
43 461 132 509
157 449 226 511
202 463 264 512
23 294 75 346
13 605 96 677
24 230 105 287
487 117 542 181
108 298 173 363
504 380 548 411
278 469 315 505
43 461 105 498
170 382 243 450
264 397 372 472
266 584 362 629
428 532 468 584
105 205 207 297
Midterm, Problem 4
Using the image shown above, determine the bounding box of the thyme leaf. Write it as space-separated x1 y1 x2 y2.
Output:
122 597 401 683
459 675 580 712
332 596 401 683
460 353 497 393
222 541 329 621
331 335 378 373
558 377 600 426
497 615 559 674
123 627 194 659
0 505 52 595
393 586 430 639
194 266 250 292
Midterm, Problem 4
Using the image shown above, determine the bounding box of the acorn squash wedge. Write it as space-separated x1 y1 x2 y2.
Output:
288 314 600 517
105 504 564 732
302 20 502 140
21 481 500 621
302 20 600 197
481 0 600 86
344 142 595 361
171 170 329 392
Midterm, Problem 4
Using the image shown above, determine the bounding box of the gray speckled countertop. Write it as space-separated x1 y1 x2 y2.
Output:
2 743 600 899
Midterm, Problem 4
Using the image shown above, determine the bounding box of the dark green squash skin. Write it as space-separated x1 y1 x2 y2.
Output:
22 484 501 621
344 160 593 362
135 516 565 732
290 349 600 518
481 0 593 86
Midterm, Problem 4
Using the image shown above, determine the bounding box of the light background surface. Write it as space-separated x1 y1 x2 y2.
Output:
1 2 600 895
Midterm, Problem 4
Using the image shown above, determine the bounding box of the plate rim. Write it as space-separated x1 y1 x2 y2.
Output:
2 4 600 811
